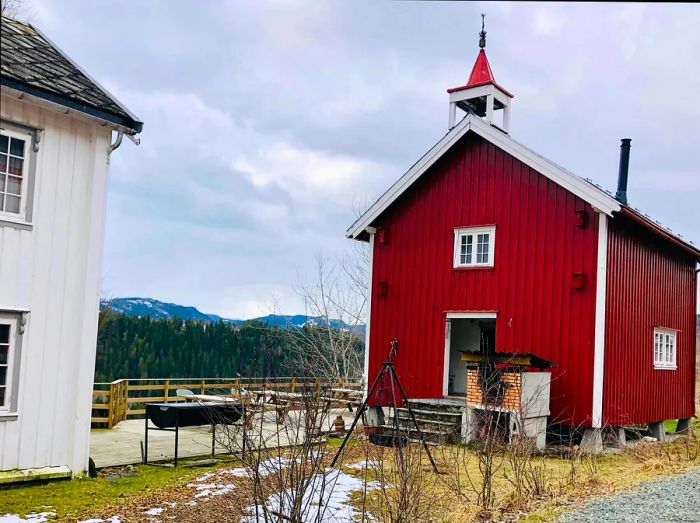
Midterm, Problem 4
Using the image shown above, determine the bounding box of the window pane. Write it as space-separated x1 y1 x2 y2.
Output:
0 325 9 343
9 137 25 157
0 346 7 365
0 386 5 406
6 176 21 196
0 173 5 192
4 195 20 214
0 153 7 172
0 367 6 386
8 157 23 176
0 135 8 154
654 334 660 362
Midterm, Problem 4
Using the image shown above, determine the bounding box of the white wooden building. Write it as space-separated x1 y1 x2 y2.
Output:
0 16 142 481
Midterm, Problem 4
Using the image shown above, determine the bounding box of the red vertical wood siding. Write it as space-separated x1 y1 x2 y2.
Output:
603 216 697 426
368 133 600 426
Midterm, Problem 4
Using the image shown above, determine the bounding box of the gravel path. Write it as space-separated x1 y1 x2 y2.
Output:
558 467 700 522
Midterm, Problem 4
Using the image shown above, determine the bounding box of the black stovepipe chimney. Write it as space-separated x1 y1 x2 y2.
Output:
616 138 632 205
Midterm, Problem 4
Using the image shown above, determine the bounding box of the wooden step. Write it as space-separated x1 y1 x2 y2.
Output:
389 415 461 427
395 407 462 418
379 424 458 437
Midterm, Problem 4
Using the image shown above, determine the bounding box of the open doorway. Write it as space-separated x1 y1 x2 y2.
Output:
443 313 496 397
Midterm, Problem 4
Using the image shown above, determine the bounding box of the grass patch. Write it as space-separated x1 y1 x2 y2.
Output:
0 457 239 520
1 409 699 522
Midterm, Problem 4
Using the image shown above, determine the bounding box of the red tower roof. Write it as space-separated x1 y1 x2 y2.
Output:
467 49 495 86
447 49 513 97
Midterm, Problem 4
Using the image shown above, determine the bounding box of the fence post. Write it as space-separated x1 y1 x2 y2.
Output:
290 377 296 394
107 381 116 429
121 380 128 423
164 380 170 403
200 379 205 394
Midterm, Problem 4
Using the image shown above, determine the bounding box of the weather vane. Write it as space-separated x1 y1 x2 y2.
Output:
479 13 487 49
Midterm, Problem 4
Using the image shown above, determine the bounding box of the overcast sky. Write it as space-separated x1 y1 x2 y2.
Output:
22 1 700 318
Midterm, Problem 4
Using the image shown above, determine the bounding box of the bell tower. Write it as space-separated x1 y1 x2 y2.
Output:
447 15 513 133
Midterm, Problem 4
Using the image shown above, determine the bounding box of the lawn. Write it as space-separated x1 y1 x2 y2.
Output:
1 422 698 522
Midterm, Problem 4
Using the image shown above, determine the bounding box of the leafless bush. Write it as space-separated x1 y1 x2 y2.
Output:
276 252 367 382
365 439 442 523
209 371 346 522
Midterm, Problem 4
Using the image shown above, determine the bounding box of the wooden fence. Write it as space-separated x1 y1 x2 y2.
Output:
91 377 363 429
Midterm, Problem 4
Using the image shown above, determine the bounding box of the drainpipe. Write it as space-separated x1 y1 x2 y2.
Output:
108 131 123 155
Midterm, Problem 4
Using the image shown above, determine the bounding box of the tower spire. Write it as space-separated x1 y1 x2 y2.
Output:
446 15 513 132
479 13 486 49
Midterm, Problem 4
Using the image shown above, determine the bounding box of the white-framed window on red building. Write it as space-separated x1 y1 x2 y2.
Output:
453 226 496 268
653 327 677 370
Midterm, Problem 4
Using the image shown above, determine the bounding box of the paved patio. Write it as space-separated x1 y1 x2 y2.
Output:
90 408 361 468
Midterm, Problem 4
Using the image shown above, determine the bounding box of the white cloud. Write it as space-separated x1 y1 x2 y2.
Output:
23 0 698 315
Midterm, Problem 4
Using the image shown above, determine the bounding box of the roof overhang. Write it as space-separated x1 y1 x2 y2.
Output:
447 81 514 98
0 77 142 134
618 207 700 261
346 114 622 241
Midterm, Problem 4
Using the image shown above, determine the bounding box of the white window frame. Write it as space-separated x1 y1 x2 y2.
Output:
653 327 677 370
453 226 496 268
0 315 18 413
0 128 31 222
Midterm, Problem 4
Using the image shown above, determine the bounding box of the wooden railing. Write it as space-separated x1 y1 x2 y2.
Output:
91 377 363 429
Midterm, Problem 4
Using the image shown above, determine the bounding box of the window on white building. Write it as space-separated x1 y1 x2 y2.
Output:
653 328 677 370
0 129 30 219
453 226 496 268
0 312 25 415
0 317 17 411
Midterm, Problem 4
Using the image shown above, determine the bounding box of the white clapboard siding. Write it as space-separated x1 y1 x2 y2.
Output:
0 93 111 475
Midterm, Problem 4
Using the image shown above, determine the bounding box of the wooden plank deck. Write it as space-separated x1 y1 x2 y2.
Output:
89 408 361 468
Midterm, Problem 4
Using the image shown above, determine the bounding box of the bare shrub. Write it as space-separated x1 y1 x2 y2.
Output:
210 373 347 522
365 440 443 523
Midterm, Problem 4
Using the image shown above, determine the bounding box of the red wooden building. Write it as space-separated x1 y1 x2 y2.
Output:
348 37 699 440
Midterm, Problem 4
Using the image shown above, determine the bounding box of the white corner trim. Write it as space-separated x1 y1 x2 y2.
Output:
346 114 621 240
362 231 375 398
592 213 608 428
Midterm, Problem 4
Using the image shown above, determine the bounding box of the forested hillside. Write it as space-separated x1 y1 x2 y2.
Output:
94 309 294 382
94 309 364 382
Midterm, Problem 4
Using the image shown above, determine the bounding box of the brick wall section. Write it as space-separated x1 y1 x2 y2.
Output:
466 369 522 410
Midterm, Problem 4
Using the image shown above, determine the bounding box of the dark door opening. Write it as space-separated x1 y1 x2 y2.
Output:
446 316 496 396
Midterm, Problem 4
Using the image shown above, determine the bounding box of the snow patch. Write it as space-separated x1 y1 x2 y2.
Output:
143 508 163 516
345 460 379 471
241 469 380 522
188 482 236 498
0 514 56 523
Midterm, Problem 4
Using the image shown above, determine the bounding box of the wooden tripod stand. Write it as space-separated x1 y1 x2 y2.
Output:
330 339 440 473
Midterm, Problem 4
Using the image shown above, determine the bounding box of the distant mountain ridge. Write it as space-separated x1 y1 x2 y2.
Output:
101 297 362 332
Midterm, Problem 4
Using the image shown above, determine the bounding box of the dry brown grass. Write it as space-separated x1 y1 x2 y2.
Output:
350 430 700 523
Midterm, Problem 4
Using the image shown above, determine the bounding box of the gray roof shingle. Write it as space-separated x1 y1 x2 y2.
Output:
1 16 142 133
